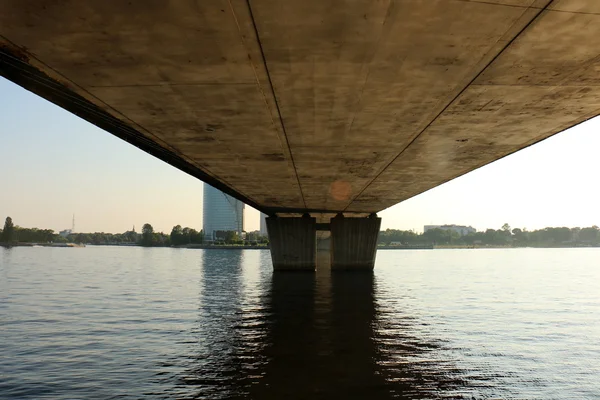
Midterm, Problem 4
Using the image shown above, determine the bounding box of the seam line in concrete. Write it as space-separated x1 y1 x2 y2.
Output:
546 9 600 16
456 0 533 10
242 0 308 209
472 83 600 87
460 0 600 16
386 107 600 209
342 0 554 213
226 0 302 210
88 82 256 88
0 37 184 163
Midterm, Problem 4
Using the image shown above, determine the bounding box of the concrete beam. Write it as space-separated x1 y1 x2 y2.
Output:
266 216 316 271
3 1 600 215
330 215 381 271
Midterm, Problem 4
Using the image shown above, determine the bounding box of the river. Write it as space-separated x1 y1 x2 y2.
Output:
1 247 599 399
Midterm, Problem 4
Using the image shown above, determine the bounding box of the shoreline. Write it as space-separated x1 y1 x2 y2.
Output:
174 244 269 250
3 243 598 250
0 242 85 248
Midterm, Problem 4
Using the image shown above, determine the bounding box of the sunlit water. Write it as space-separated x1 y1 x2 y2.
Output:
1 247 599 399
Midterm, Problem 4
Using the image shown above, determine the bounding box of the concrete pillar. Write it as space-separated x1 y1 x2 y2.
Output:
330 214 381 270
266 216 316 271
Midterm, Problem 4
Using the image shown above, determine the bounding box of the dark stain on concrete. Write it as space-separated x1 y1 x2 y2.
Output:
262 153 286 162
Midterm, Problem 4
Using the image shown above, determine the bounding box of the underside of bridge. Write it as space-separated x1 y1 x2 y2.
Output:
2 0 600 269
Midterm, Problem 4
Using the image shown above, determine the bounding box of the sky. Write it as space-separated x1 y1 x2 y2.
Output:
1 77 599 234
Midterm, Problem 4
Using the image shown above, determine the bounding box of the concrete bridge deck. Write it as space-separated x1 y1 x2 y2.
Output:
2 0 599 269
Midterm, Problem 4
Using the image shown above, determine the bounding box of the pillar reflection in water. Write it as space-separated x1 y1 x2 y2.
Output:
180 250 467 399
248 266 390 399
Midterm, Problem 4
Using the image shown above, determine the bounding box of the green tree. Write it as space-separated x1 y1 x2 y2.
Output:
170 225 184 246
1 217 15 243
187 228 203 244
194 229 205 244
423 228 452 245
484 229 501 245
215 230 238 242
122 229 138 243
153 232 170 246
501 223 512 243
141 223 154 246
579 226 599 244
221 230 238 244
182 227 193 244
539 227 571 245
13 227 55 243
512 228 528 246
247 231 258 242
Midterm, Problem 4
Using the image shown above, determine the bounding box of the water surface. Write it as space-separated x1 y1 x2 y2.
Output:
1 247 599 399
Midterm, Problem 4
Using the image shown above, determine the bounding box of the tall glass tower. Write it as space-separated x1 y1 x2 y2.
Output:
203 183 245 240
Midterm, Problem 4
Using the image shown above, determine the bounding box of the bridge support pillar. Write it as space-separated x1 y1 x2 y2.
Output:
330 214 381 270
267 215 317 271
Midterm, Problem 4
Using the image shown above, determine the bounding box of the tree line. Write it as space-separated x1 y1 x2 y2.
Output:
140 223 205 246
0 217 266 247
3 216 599 248
379 223 600 247
1 216 58 244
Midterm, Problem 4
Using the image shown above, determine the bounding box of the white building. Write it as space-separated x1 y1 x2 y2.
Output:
424 224 476 236
203 184 245 241
259 212 268 237
59 229 72 238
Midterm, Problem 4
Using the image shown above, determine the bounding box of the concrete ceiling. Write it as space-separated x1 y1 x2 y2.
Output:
2 0 600 214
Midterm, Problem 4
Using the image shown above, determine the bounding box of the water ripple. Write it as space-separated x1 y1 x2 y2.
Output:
1 246 599 399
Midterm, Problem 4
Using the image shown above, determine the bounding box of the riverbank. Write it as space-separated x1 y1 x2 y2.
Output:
0 242 85 248
5 242 597 250
175 244 269 250
432 244 600 249
86 243 269 250
378 245 434 250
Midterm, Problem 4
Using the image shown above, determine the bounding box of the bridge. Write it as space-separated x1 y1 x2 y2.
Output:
2 1 599 270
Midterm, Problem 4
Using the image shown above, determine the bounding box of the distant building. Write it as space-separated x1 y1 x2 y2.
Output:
424 224 475 236
59 214 76 238
259 212 268 237
203 184 245 241
59 229 72 238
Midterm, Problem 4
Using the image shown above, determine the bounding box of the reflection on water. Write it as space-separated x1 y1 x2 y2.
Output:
1 247 599 399
175 251 468 399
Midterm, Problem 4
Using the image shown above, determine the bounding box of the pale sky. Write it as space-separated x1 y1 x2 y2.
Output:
1 77 599 234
